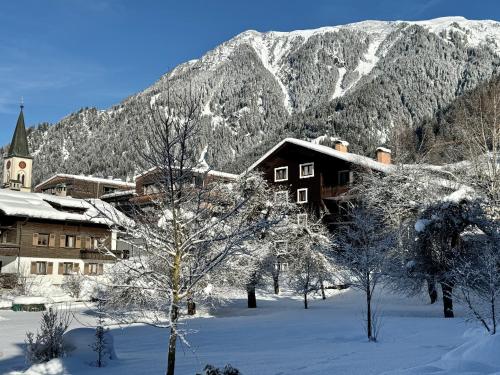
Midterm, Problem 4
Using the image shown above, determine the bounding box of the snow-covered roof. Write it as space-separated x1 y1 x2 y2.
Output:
0 189 128 226
35 174 135 189
246 138 395 174
100 189 136 200
135 166 238 181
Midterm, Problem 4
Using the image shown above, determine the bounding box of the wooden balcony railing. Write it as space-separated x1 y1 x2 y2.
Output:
321 185 350 199
80 249 122 261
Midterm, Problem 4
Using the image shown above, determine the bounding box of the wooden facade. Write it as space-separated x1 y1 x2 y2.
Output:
249 139 393 226
35 174 135 199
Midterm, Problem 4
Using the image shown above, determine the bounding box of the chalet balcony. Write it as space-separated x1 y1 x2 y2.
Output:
321 185 350 200
0 244 20 257
80 249 122 262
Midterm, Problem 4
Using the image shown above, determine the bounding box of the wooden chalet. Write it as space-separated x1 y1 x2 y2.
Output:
35 174 135 199
247 138 394 226
0 189 125 281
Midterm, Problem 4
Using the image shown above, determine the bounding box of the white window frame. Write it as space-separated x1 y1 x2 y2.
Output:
297 213 308 226
274 166 288 182
274 240 288 255
279 262 289 272
274 191 288 203
297 188 308 204
299 162 314 179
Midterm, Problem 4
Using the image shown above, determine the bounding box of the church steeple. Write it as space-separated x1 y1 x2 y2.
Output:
3 103 33 192
7 104 30 158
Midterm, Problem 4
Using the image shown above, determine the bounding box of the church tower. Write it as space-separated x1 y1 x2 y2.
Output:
2 104 33 192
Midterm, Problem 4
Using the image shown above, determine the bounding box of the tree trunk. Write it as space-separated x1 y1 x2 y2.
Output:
166 304 179 375
427 277 438 304
273 274 280 295
366 273 374 341
320 280 326 300
441 282 454 318
247 284 257 308
187 299 196 316
304 293 308 309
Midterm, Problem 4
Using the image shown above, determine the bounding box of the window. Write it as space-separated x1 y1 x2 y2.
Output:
65 235 76 248
274 240 288 255
297 188 308 204
278 262 289 272
103 186 116 194
92 237 105 250
37 234 49 247
338 170 352 186
63 262 73 275
274 191 288 203
36 262 47 275
144 183 160 194
89 263 99 275
299 163 314 178
274 167 288 182
297 213 308 226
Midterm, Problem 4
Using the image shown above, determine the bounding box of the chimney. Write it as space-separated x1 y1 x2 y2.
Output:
376 147 392 164
334 140 349 153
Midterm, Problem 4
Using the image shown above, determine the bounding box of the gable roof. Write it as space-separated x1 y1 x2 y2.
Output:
7 108 31 158
246 138 395 174
35 174 135 190
0 189 128 226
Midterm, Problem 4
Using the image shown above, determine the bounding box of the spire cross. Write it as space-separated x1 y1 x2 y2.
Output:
20 96 24 110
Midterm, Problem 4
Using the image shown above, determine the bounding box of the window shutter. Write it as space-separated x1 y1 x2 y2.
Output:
32 233 39 246
73 263 80 273
49 233 56 247
58 263 64 275
98 264 104 275
59 235 66 248
84 263 89 275
47 262 53 275
30 262 37 274
85 236 92 249
76 236 81 248
349 171 354 184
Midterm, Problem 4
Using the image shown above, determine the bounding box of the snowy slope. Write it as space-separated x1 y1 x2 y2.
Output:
2 288 497 375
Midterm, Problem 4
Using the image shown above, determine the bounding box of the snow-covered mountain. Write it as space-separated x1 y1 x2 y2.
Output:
15 17 500 183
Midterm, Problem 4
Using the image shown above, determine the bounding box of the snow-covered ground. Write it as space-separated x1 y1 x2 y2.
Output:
0 288 497 375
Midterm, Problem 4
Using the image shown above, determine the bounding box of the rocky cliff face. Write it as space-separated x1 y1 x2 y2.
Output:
21 17 500 183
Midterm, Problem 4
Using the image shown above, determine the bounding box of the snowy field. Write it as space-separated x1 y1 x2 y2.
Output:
0 288 498 375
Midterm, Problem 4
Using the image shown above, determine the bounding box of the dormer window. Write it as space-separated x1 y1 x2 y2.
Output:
299 163 314 178
274 167 288 182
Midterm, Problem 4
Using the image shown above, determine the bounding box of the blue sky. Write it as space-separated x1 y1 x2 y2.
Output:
1 0 499 145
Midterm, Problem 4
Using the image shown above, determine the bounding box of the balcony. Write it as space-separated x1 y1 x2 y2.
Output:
80 249 122 261
321 185 350 200
0 244 19 257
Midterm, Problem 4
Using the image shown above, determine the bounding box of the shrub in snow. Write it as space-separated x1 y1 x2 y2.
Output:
25 307 72 364
61 274 84 300
201 364 241 375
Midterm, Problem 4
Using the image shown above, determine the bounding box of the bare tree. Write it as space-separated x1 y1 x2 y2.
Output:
99 85 286 375
331 206 393 341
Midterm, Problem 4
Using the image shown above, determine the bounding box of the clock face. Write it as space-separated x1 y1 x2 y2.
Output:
19 161 26 169
6 161 10 170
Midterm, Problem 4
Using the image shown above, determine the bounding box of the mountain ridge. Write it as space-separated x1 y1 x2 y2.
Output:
5 16 499 184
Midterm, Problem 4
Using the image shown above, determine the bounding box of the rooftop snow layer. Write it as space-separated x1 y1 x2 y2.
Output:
0 190 128 226
35 174 135 190
246 138 395 174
